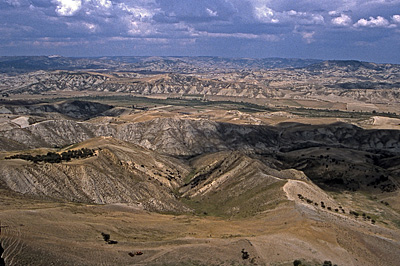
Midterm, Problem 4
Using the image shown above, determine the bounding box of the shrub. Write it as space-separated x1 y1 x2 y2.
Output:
293 259 302 266
241 249 249 260
101 232 110 242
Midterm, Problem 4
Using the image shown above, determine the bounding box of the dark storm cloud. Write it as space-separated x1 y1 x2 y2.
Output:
0 0 399 63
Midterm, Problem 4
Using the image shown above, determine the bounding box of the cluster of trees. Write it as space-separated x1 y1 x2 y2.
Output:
349 210 375 224
297 194 346 214
297 194 314 204
294 260 337 266
367 175 389 187
381 200 390 206
6 148 95 163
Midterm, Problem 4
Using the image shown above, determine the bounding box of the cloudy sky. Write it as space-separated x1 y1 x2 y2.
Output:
1 0 400 63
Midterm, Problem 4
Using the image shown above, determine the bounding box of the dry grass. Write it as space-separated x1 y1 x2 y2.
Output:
1 188 400 266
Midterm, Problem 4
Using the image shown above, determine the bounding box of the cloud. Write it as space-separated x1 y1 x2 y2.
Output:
254 5 279 23
126 21 155 36
52 0 114 17
83 22 98 32
197 31 280 41
53 0 82 16
5 0 21 7
118 3 155 21
354 16 390 27
298 30 316 43
253 5 326 26
93 0 112 9
1 0 400 62
206 8 218 17
285 10 324 25
65 21 99 33
331 14 352 26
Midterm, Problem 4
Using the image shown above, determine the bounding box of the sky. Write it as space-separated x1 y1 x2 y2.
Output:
1 0 400 63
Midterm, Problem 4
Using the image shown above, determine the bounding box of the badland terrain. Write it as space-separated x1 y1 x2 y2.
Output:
0 56 400 266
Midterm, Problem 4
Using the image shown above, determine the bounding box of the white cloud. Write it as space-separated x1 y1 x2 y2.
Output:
5 0 21 7
254 6 279 23
53 0 113 16
354 16 390 27
285 10 324 25
206 8 218 17
254 6 325 26
65 21 99 33
83 22 98 32
303 13 324 25
300 31 315 44
93 0 112 9
53 0 82 16
392 15 400 23
198 31 280 41
126 21 156 36
331 14 352 26
116 2 159 36
118 3 155 21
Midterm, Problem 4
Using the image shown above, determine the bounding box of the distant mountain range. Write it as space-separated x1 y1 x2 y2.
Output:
0 56 324 73
2 56 400 75
1 56 399 106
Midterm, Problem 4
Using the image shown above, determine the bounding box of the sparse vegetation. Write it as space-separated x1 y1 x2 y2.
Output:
101 232 110 242
322 261 333 266
381 200 390 206
241 249 249 260
293 259 302 266
350 211 360 218
101 232 118 245
5 148 96 163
